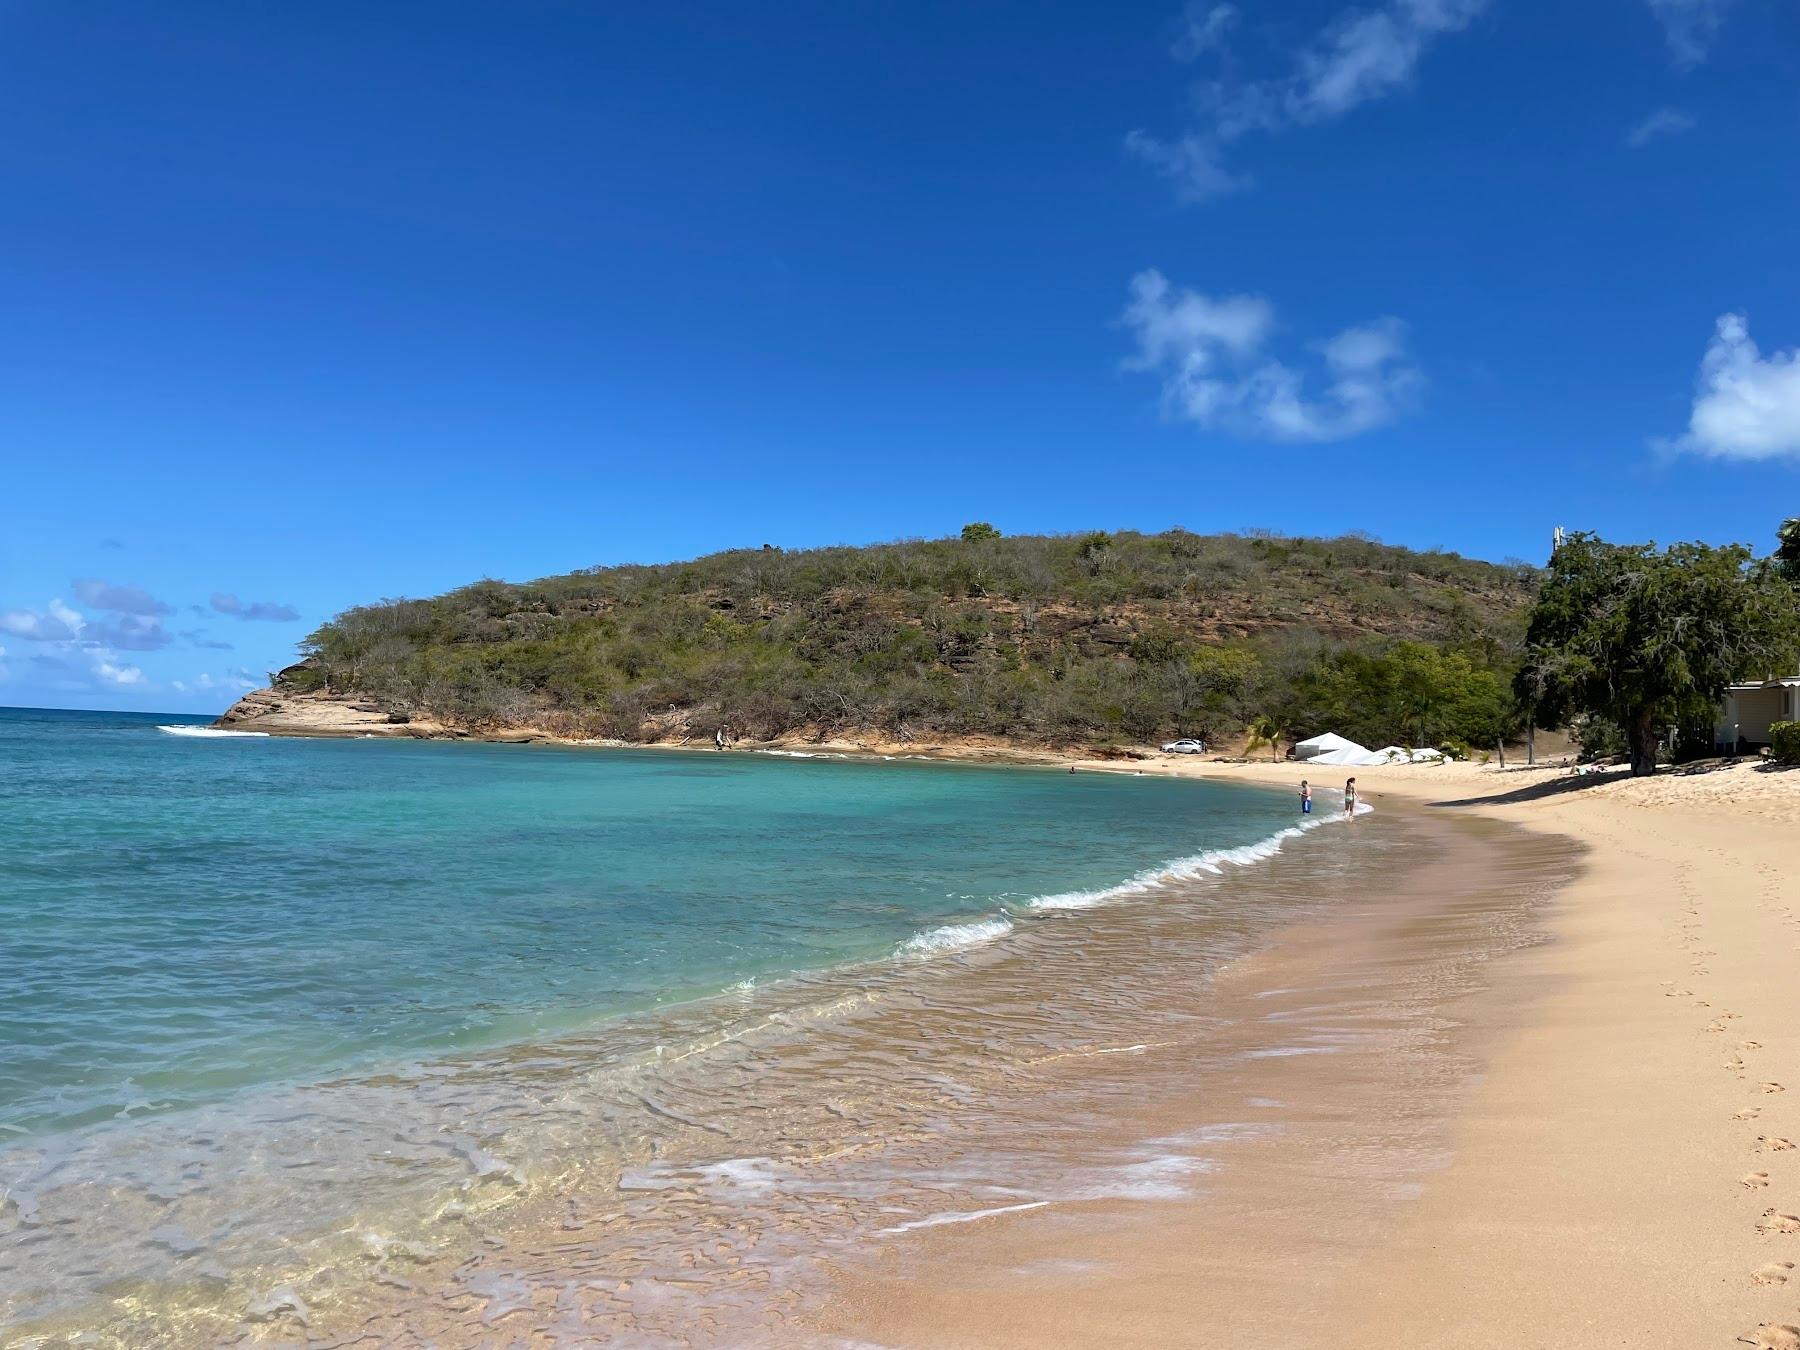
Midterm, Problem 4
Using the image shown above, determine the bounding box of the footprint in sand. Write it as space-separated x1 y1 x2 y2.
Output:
1740 1324 1800 1350
1761 1083 1788 1095
1736 1107 1764 1121
1756 1210 1800 1235
1742 1041 1765 1051
1757 1137 1795 1153
1752 1261 1795 1285
1726 1054 1747 1074
1741 1172 1771 1189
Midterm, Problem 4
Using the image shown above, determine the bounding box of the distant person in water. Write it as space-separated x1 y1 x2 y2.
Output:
1344 777 1358 817
1299 780 1312 815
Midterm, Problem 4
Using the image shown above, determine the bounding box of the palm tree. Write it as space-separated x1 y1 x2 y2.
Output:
1244 714 1285 763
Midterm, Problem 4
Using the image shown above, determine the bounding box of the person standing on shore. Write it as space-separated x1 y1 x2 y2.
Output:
1300 780 1312 815
1344 777 1358 817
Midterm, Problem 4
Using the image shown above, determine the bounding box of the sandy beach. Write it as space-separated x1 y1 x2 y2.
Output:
813 752 1800 1349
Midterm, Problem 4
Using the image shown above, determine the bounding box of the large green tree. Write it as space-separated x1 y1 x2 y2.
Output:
1518 533 1800 775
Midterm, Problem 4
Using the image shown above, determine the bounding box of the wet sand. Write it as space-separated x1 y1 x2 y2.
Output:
243 791 1582 1347
812 807 1575 1348
818 757 1800 1350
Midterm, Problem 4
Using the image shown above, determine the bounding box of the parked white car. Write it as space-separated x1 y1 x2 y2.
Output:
1160 738 1206 754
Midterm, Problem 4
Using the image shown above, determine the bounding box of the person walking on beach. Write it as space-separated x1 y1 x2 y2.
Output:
1300 780 1312 815
1343 777 1358 818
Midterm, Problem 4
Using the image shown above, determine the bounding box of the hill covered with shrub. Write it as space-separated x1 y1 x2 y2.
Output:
264 528 1539 750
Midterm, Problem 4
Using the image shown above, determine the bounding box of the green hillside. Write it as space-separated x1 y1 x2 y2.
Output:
284 529 1539 749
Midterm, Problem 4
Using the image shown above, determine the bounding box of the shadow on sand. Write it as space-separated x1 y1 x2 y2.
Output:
1426 757 1796 810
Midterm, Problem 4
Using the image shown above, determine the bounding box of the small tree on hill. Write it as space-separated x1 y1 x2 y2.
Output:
1518 532 1800 776
960 522 1001 543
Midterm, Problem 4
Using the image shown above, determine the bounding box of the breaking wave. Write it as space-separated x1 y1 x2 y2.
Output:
897 917 1015 957
889 797 1371 963
156 725 270 739
1021 804 1367 912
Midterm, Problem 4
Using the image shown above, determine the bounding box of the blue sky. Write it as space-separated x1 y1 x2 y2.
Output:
2 0 1797 712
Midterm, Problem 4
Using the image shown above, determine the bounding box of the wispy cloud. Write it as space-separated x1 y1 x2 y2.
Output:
211 593 300 623
1124 130 1245 203
72 578 172 616
180 628 236 651
1171 1 1236 61
172 670 258 696
1119 269 1422 442
1129 0 1490 202
1661 313 1800 461
1626 106 1697 148
1646 0 1732 66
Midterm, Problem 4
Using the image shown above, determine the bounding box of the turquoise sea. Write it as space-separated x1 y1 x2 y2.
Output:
0 705 1329 1339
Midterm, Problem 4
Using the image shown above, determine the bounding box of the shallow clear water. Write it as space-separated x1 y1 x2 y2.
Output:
0 707 1299 1142
0 706 1361 1341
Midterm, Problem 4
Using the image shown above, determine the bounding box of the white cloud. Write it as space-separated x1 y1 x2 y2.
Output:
1120 270 1422 442
1130 0 1488 202
1647 0 1732 66
0 599 85 642
94 657 145 687
1664 313 1800 461
1626 106 1697 148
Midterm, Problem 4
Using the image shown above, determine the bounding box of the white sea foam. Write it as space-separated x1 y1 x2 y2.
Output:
879 1200 1049 1233
1082 1154 1215 1201
1240 1045 1337 1059
897 917 1014 957
893 797 1371 963
1022 801 1369 913
156 725 270 738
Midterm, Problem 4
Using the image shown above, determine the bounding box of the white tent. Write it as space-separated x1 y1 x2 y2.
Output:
1304 745 1377 766
1299 741 1449 767
1292 732 1368 761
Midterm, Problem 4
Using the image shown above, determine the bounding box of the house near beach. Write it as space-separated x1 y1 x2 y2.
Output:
1715 674 1800 753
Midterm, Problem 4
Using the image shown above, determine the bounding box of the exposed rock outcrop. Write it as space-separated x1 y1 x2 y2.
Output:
214 687 421 737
